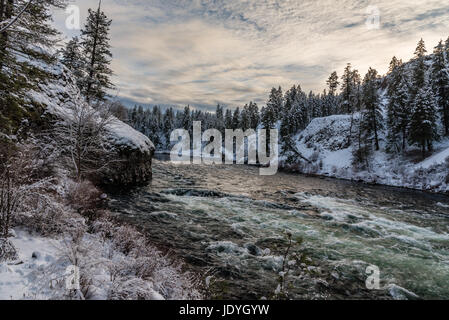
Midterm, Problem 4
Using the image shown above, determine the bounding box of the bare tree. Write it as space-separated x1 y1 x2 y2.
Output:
0 142 51 238
51 95 118 181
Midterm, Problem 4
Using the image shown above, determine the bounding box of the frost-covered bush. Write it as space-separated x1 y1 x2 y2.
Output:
38 226 203 300
108 277 163 300
13 178 86 237
1 142 63 238
66 180 102 211
0 238 18 262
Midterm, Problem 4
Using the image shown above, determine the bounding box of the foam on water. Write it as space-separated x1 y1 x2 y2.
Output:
111 161 449 299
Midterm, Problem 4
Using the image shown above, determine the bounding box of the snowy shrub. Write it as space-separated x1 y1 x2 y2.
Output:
1 142 60 238
108 277 163 300
0 238 19 262
89 218 116 239
66 180 103 211
111 225 147 256
37 224 203 300
14 183 85 237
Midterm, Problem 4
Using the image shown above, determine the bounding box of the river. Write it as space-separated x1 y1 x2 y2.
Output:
109 158 449 300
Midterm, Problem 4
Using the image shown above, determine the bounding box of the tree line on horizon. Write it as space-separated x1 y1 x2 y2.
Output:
124 38 449 164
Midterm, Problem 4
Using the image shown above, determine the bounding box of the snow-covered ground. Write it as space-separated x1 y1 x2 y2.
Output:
0 230 62 300
1 215 201 300
417 147 449 170
282 114 449 194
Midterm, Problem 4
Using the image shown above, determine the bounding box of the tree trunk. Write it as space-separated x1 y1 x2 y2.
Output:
402 127 407 153
347 112 354 146
86 5 101 102
444 109 449 136
372 107 380 151
0 0 5 20
0 0 13 71
3 168 10 238
427 140 433 153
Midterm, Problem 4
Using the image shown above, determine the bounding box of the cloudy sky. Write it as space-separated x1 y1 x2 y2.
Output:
53 0 449 111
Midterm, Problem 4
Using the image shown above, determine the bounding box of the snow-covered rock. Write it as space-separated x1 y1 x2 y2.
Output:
25 62 155 188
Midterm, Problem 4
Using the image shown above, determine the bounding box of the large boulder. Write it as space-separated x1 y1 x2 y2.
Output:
101 119 155 187
25 62 155 188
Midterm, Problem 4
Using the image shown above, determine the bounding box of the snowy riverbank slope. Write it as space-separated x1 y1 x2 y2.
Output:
281 114 449 194
0 57 200 299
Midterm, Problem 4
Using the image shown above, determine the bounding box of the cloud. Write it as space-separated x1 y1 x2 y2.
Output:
52 0 449 111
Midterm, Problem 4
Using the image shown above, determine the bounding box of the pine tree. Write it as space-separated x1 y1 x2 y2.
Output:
431 40 449 136
182 105 191 132
326 71 339 96
215 104 224 134
411 39 428 96
79 1 114 103
224 109 233 129
352 113 372 170
347 69 362 145
409 82 437 159
241 104 250 131
61 37 81 71
351 70 362 111
232 107 240 130
386 61 410 153
262 87 283 129
280 87 295 142
248 102 259 130
60 36 84 84
388 56 402 74
341 63 357 114
0 0 65 133
360 68 383 151
266 87 284 125
163 107 174 149
291 87 308 131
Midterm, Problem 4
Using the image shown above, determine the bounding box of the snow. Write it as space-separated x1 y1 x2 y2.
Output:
0 229 61 300
106 119 155 154
0 226 199 300
26 63 154 154
417 146 449 169
283 113 449 194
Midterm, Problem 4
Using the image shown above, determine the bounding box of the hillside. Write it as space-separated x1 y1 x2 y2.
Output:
281 113 449 194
